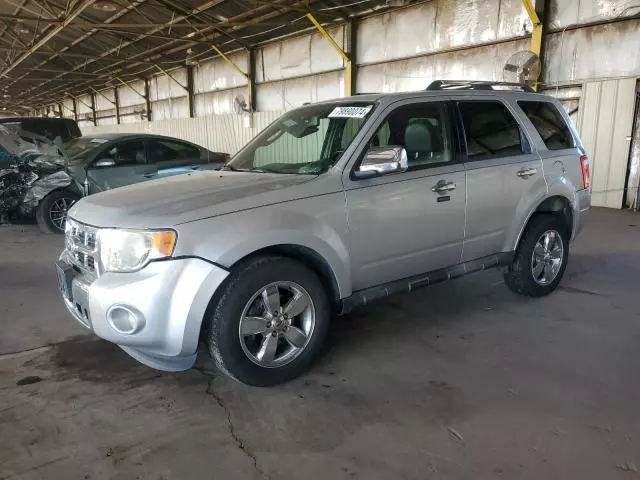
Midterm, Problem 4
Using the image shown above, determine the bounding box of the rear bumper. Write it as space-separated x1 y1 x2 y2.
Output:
573 188 591 240
58 257 229 371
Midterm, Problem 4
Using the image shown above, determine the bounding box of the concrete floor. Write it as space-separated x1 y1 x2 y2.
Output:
1 208 640 480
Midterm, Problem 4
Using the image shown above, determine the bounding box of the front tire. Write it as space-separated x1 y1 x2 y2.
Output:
504 214 570 297
36 190 80 234
206 256 331 386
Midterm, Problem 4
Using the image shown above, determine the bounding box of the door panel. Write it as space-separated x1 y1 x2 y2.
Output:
86 139 155 193
347 166 465 290
343 99 465 291
457 99 542 261
463 155 541 261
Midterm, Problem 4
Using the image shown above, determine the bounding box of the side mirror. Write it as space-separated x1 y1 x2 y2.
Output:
93 158 115 168
353 146 408 180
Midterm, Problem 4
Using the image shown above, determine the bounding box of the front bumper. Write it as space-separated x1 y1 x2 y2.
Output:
57 256 229 371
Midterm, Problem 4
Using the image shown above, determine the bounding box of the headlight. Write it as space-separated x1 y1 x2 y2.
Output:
99 229 177 273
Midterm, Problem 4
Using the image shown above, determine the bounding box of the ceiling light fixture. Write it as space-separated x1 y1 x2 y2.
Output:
92 0 118 12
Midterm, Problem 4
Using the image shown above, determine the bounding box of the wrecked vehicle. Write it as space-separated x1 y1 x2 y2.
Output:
0 130 228 233
0 128 79 230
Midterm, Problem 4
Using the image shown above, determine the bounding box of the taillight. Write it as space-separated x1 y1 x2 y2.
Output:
580 155 590 189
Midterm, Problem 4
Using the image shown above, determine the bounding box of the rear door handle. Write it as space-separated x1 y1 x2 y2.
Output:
432 180 457 193
517 167 537 178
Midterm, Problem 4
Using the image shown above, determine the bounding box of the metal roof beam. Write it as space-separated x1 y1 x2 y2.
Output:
0 0 95 79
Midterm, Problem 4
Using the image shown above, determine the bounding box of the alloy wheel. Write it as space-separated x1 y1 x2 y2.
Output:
238 281 315 368
49 197 76 231
531 229 564 285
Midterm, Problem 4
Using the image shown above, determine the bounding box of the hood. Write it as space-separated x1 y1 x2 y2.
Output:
68 170 318 228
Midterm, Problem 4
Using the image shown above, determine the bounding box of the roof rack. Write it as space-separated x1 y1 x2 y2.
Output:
426 80 535 93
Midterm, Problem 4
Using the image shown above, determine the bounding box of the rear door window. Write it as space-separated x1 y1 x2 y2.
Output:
99 139 146 167
518 101 575 150
148 139 201 168
458 101 526 161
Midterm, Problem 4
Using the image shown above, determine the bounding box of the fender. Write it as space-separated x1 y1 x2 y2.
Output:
504 175 579 252
19 170 75 216
175 198 353 298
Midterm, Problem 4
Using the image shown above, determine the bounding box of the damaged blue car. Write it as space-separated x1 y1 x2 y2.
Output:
0 127 228 233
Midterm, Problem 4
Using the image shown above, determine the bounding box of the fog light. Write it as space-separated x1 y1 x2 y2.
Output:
107 305 145 335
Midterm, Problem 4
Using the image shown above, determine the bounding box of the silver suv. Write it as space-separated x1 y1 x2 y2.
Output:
56 81 591 386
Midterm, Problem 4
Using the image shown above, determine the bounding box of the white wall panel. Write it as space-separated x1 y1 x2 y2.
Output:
194 51 248 93
118 80 146 107
256 26 344 82
76 94 92 115
194 87 248 116
151 97 189 120
119 104 146 124
95 89 115 111
62 98 74 118
256 70 345 111
149 68 187 101
549 0 640 28
577 78 637 208
357 38 529 93
357 3 437 64
544 20 640 84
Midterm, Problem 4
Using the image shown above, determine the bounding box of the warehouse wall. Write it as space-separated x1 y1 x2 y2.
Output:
68 0 640 206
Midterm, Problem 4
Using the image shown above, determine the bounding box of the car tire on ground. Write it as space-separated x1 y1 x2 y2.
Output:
504 213 570 297
206 255 331 386
36 190 80 234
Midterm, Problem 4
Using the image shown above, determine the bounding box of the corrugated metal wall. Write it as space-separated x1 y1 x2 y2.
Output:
81 111 281 155
577 79 637 208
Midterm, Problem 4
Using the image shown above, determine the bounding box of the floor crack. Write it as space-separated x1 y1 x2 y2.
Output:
0 342 62 360
196 368 269 480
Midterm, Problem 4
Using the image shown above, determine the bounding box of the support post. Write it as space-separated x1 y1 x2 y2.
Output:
114 87 121 124
347 20 357 96
144 77 152 121
90 93 97 126
522 0 546 90
71 96 78 121
186 65 195 118
306 13 352 96
247 48 256 112
58 102 64 118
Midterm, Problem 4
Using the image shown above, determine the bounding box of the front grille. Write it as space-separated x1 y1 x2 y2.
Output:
65 219 98 275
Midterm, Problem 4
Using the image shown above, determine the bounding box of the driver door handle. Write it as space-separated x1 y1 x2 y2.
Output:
517 167 537 178
432 181 457 193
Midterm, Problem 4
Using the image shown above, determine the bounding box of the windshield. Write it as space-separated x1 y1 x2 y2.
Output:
63 137 109 164
227 102 376 174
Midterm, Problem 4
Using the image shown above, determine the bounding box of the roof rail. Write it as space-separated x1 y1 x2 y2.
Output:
426 80 535 93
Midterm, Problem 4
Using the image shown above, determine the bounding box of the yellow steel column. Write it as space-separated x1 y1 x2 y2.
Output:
210 44 253 110
306 13 352 96
522 0 542 90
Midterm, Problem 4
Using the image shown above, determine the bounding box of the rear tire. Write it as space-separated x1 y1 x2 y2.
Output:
504 214 570 297
206 256 331 386
36 190 80 234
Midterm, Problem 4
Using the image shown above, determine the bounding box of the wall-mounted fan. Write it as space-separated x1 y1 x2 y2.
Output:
503 50 541 86
233 94 251 114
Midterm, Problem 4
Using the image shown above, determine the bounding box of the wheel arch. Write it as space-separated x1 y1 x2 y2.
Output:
510 194 575 251
228 244 343 308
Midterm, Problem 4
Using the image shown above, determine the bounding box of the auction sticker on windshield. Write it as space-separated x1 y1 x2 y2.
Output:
328 105 373 118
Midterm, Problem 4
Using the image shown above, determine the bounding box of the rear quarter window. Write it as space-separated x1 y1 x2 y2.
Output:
518 101 575 150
